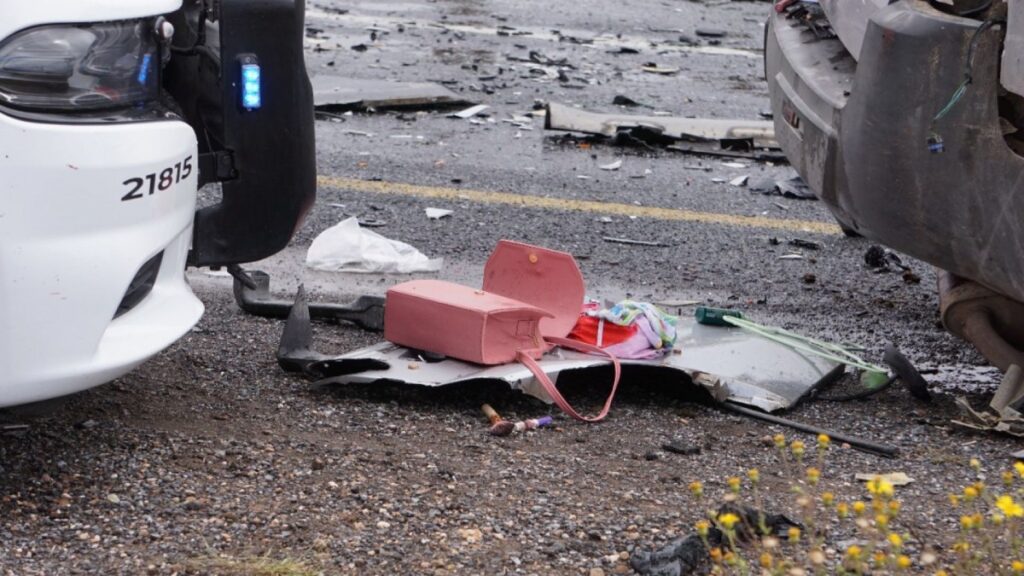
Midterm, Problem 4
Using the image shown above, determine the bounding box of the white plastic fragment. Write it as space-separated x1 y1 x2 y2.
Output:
450 104 490 119
425 208 453 220
306 217 443 274
729 175 749 187
600 159 623 171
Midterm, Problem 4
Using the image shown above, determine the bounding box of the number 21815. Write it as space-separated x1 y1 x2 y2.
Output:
121 156 193 202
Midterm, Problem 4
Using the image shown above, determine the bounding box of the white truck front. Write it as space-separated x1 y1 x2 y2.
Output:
0 0 317 408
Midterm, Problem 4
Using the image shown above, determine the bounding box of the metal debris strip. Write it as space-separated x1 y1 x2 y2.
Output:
602 237 671 248
295 313 844 414
312 77 473 112
953 364 1024 438
545 102 779 149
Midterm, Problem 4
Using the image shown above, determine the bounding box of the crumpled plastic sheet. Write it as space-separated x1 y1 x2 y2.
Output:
306 217 443 274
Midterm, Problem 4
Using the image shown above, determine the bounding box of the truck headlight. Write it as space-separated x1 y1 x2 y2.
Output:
0 19 161 112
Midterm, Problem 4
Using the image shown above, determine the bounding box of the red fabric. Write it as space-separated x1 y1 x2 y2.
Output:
567 303 637 347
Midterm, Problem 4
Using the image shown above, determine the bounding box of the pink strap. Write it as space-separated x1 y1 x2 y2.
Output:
516 336 622 423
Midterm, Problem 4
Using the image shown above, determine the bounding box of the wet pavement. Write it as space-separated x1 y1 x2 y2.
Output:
1 1 1016 575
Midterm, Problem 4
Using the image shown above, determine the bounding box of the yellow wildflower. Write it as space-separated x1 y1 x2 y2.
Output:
846 545 863 560
822 492 835 507
852 501 866 516
970 458 981 471
788 527 801 542
875 514 889 529
747 468 760 483
963 486 979 501
695 520 710 537
760 552 773 569
936 571 949 576
888 500 901 516
872 551 886 566
997 495 1024 518
993 513 1006 526
1005 470 1017 487
897 555 912 569
806 467 821 485
867 476 894 497
689 481 703 498
817 433 831 449
791 440 805 458
888 533 903 548
1015 461 1024 478
960 515 976 530
718 512 740 530
773 433 786 448
948 494 960 507
1012 560 1024 573
836 502 849 518
723 551 737 566
953 541 970 553
709 547 723 563
727 476 741 493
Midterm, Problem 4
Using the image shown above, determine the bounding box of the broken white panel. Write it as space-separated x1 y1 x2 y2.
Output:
320 316 843 412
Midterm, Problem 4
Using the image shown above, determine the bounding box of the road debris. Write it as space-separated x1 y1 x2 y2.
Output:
641 63 680 75
306 217 443 274
233 270 385 332
788 238 822 250
312 77 472 112
729 175 749 187
490 416 554 437
603 237 671 248
425 208 454 219
662 441 701 456
449 104 491 119
854 472 915 486
749 175 816 199
612 95 648 108
545 102 779 158
953 364 1024 438
883 345 932 401
599 159 623 171
722 403 899 458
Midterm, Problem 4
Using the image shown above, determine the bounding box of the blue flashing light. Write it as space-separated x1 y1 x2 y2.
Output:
137 53 153 85
241 63 261 110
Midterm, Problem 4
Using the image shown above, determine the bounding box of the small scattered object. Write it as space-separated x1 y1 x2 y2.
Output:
489 416 554 437
481 404 502 426
641 63 680 75
864 245 910 272
802 273 817 284
662 441 701 455
789 238 822 250
722 162 747 169
599 159 623 171
729 175 749 187
751 175 816 199
306 217 443 274
695 28 726 38
854 472 915 486
902 270 922 284
612 95 646 107
603 236 670 247
425 207 453 220
778 254 805 260
694 306 744 327
449 104 491 119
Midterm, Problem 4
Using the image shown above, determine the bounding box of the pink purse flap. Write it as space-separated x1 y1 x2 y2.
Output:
384 279 553 365
482 240 585 339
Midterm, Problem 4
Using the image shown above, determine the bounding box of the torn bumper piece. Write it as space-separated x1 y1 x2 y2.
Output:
306 316 844 413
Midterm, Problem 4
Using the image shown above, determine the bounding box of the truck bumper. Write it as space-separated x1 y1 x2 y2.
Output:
0 115 204 408
766 0 1024 304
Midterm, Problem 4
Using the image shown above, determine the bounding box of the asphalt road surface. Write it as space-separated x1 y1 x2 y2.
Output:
1 1 1017 575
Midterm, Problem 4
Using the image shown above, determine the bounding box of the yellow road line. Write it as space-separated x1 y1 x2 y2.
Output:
318 175 842 235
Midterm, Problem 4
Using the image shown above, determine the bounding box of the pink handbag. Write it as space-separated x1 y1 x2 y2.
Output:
384 241 621 422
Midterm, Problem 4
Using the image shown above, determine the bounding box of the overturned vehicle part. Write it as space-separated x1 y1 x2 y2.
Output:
766 0 1024 368
277 289 845 413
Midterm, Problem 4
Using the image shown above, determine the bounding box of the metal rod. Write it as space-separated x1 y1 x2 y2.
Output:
721 402 899 459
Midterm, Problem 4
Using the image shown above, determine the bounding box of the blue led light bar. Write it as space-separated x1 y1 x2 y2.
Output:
241 63 261 110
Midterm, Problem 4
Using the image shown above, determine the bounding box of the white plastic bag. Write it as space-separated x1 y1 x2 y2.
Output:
306 217 443 274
